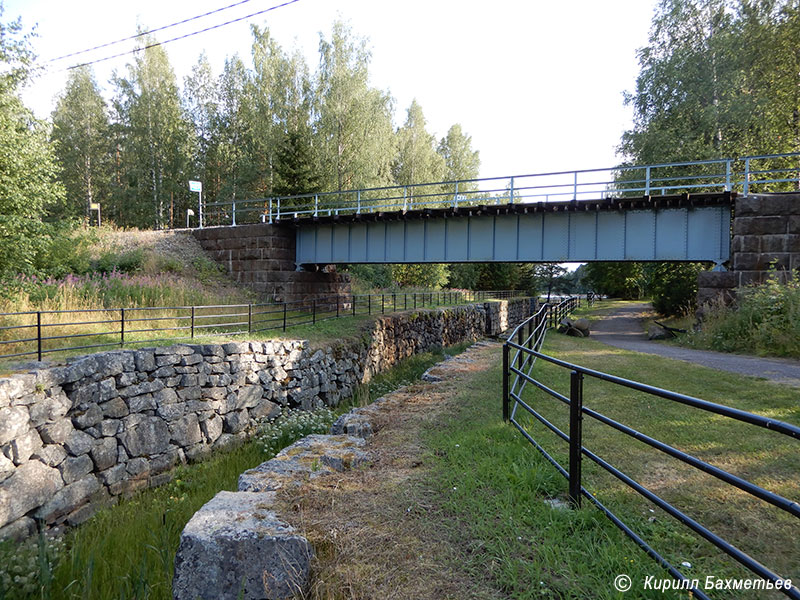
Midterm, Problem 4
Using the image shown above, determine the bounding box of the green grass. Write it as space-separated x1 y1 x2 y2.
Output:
418 331 800 599
0 341 472 600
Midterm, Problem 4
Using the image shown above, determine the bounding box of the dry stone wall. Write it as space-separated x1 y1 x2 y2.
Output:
0 300 532 541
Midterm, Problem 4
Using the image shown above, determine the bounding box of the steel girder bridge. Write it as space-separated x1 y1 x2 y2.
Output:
201 152 800 268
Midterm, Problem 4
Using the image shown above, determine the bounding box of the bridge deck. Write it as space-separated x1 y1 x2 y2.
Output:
294 192 733 267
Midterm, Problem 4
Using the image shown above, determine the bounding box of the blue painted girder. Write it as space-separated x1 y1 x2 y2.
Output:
295 202 731 266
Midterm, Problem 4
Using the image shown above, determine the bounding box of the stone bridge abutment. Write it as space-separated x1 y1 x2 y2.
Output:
698 193 800 306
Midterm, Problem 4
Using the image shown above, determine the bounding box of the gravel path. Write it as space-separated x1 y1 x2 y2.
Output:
592 302 800 387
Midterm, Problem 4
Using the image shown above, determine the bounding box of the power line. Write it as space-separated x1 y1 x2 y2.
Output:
53 0 301 73
46 0 258 64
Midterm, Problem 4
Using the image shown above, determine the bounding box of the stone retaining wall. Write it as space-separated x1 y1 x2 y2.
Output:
0 299 532 541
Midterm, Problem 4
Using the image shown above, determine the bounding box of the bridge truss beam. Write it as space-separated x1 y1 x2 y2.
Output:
295 193 732 267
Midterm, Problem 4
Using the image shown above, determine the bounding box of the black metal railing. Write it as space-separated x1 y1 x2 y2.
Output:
501 299 800 599
0 289 523 362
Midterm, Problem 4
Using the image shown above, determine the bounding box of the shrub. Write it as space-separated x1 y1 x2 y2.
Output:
688 275 800 357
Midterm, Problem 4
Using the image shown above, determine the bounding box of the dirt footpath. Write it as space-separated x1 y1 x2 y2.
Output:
277 341 505 600
592 302 800 387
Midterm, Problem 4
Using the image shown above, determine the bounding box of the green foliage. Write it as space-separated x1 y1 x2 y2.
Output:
689 275 800 357
94 249 144 275
111 33 193 229
315 20 396 192
191 256 225 283
51 66 111 222
447 263 532 292
437 124 480 185
583 262 646 299
393 100 444 190
343 264 393 292
648 262 706 316
622 0 800 166
389 264 449 288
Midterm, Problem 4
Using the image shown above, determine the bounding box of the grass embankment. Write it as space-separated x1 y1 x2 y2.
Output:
0 340 471 600
411 328 798 598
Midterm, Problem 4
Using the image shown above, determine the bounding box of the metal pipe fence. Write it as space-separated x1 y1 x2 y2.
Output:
202 152 800 226
501 298 800 599
0 289 523 363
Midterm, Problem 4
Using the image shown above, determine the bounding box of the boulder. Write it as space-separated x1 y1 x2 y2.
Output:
173 491 312 600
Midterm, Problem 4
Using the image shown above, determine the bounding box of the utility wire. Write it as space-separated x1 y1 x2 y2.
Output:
46 0 257 63
53 0 300 73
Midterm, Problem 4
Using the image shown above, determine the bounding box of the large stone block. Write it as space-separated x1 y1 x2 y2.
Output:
120 417 171 457
0 460 63 528
169 414 203 447
173 491 311 600
35 474 100 524
0 406 29 445
733 216 787 236
90 437 118 471
238 434 367 492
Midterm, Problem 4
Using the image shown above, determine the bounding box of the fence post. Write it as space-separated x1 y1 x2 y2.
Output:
381 294 385 314
352 295 356 317
368 295 372 315
312 300 316 325
248 303 252 332
191 306 195 339
569 370 584 508
120 308 125 348
502 343 510 422
283 303 287 332
744 157 751 196
336 296 340 319
232 201 237 226
393 293 396 312
414 293 417 309
405 293 407 310
36 311 42 361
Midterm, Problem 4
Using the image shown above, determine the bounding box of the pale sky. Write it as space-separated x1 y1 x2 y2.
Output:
7 0 658 180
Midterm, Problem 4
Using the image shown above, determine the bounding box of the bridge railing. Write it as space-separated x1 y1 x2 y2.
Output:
0 289 522 363
202 152 800 227
501 300 800 599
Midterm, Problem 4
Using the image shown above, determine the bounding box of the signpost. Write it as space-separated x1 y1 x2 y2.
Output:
189 180 203 228
90 202 101 227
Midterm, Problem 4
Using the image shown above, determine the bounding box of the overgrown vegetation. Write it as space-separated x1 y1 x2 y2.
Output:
687 276 800 358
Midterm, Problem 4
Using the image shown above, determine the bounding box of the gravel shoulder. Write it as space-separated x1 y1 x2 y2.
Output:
592 302 800 387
